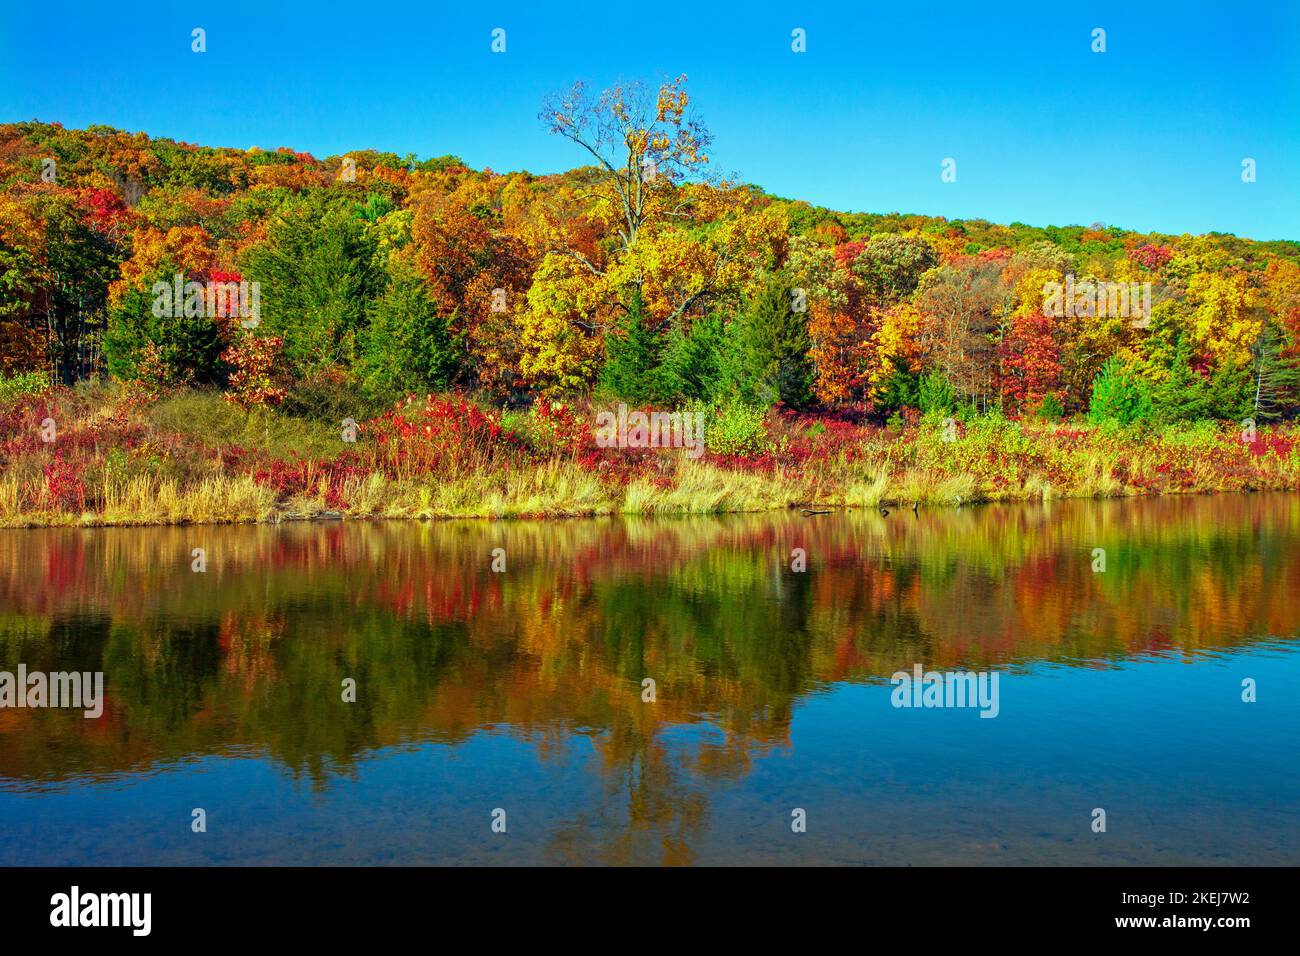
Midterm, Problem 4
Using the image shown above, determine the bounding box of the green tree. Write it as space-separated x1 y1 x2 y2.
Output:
358 257 460 400
873 363 920 414
1088 357 1153 426
1249 319 1300 420
27 195 120 383
1150 335 1212 424
852 234 939 305
104 269 227 384
598 287 663 402
917 368 956 415
660 311 725 403
722 278 815 408
240 195 382 375
1206 355 1253 421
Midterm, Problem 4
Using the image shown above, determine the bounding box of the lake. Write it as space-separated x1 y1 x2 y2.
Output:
1 494 1297 865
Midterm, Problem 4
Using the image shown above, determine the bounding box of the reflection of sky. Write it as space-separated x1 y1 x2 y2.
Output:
4 645 1295 865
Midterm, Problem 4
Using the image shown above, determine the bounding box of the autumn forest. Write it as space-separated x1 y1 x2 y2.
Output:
3 77 1300 525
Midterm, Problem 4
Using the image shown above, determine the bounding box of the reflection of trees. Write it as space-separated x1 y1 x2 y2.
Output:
1 495 1299 854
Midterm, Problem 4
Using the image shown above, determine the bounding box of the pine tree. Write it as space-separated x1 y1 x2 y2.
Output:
874 363 920 414
1152 335 1211 423
598 286 663 402
722 277 815 408
1207 355 1253 421
660 311 724 402
1088 357 1153 426
917 368 957 415
359 258 460 400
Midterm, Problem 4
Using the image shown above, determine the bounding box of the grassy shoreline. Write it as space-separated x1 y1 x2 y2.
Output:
3 384 1300 529
5 473 1299 530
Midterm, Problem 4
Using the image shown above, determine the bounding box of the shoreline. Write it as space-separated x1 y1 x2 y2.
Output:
4 388 1299 531
3 481 1297 530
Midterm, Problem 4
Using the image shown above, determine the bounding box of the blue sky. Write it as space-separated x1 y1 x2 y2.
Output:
2 1 1297 239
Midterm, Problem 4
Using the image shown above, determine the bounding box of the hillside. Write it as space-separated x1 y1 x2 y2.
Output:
3 91 1298 419
2 80 1300 526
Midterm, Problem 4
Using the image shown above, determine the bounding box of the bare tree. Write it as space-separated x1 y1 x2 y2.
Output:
540 75 712 260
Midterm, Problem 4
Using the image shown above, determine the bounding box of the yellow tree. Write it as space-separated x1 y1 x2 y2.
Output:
517 252 608 393
866 302 924 402
536 77 759 334
1186 270 1259 364
109 225 216 309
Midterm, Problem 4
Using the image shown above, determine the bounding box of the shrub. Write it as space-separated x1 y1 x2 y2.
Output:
222 332 288 409
281 367 386 423
1088 357 1153 426
917 369 957 415
0 370 51 404
705 402 770 457
531 399 594 459
1033 393 1064 421
365 393 521 479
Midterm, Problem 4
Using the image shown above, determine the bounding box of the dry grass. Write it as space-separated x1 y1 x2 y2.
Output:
100 475 279 525
4 387 1299 528
622 459 808 514
837 470 891 508
0 474 278 528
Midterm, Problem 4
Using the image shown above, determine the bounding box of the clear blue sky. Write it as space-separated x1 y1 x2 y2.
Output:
2 0 1297 239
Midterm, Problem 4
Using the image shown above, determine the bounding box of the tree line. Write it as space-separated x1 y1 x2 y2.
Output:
2 77 1299 425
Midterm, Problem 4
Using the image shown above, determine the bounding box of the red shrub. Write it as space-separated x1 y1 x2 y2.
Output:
364 394 523 479
43 453 86 511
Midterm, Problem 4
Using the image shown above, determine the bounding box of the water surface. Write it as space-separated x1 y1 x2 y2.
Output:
1 494 1297 865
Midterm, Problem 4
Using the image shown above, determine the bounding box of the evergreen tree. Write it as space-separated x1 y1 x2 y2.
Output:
104 267 226 385
1206 355 1254 421
1088 357 1153 426
874 363 920 414
359 258 461 400
1151 335 1212 424
1250 319 1300 420
598 286 663 402
660 311 725 402
917 368 957 415
240 195 382 375
722 277 815 408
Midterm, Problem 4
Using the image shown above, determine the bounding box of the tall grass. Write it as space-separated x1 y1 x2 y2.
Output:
5 385 1300 527
146 390 340 457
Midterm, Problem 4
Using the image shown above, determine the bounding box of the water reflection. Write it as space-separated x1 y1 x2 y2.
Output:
1 494 1298 864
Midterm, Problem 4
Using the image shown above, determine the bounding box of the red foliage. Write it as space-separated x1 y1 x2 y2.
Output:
1247 434 1297 458
252 456 368 509
998 312 1064 413
1129 243 1174 272
77 187 130 233
222 333 287 409
533 399 595 458
832 240 867 270
43 453 86 511
365 394 523 479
